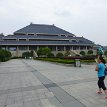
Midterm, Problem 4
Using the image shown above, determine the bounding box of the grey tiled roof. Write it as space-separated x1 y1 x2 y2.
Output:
14 24 74 35
4 35 75 40
0 40 94 45
3 35 94 44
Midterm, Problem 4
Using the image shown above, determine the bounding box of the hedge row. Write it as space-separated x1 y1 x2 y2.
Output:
64 55 96 60
35 58 95 64
36 58 74 64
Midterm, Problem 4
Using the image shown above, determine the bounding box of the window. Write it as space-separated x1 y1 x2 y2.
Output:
66 46 70 51
29 46 37 50
72 40 77 43
19 46 27 50
79 40 85 43
29 39 36 41
8 47 16 51
57 46 64 51
80 46 86 50
48 46 56 51
14 33 26 35
19 39 27 41
69 39 77 43
4 39 17 41
61 35 66 37
73 46 79 50
68 35 73 37
27 33 35 35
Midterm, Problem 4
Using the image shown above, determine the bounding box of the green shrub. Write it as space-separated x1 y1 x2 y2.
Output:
87 50 93 55
80 51 85 56
82 55 96 60
81 60 95 63
0 49 12 62
47 53 54 57
36 58 74 64
56 53 64 58
37 47 51 57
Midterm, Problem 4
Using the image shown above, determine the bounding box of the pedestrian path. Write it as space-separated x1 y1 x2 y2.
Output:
0 59 107 107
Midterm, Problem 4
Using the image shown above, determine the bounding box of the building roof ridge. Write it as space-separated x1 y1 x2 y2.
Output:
30 23 55 27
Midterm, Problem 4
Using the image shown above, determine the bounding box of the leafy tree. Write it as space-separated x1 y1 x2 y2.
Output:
56 52 64 58
47 53 54 57
80 51 85 56
37 47 51 56
87 50 93 55
0 49 12 62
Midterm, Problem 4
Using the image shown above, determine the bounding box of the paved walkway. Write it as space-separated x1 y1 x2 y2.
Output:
0 59 107 107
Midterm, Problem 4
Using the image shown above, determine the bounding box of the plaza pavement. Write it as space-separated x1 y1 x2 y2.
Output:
0 59 107 107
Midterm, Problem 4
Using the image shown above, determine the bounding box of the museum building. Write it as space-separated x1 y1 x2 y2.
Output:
0 23 94 57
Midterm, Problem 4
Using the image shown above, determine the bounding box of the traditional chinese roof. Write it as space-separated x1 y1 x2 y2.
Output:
14 24 74 36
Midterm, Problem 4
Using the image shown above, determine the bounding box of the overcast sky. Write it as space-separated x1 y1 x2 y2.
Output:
0 0 107 45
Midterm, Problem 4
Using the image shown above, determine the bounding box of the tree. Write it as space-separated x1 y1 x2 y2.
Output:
37 47 51 57
56 53 64 58
47 53 54 57
0 49 12 62
87 50 93 55
80 51 85 56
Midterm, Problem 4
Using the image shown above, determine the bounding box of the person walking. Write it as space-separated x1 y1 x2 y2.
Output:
95 56 107 99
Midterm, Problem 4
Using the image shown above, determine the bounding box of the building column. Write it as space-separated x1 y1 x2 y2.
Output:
16 46 19 57
64 46 66 51
78 46 80 50
27 46 29 51
37 46 39 51
84 46 86 50
70 46 73 51
56 46 58 51
6 46 8 51
72 46 74 50
86 46 87 50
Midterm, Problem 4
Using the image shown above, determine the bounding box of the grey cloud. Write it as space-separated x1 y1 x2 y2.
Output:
0 0 107 45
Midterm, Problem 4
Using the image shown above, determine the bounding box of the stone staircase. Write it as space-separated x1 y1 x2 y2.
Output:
33 50 38 58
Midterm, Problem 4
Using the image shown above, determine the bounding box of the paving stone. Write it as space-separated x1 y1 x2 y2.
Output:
49 97 63 107
41 99 54 107
45 92 54 98
23 100 43 107
0 94 8 107
0 59 107 107
6 102 23 107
